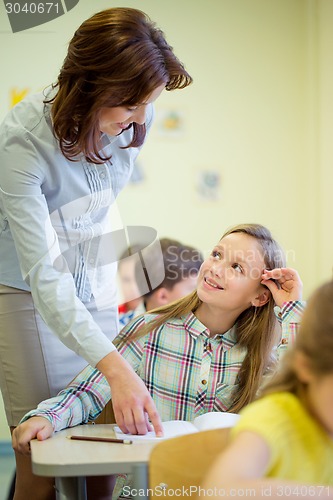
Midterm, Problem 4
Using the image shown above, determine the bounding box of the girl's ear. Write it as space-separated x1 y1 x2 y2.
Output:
252 288 270 307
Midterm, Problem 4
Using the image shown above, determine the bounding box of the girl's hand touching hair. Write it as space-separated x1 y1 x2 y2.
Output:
261 267 303 308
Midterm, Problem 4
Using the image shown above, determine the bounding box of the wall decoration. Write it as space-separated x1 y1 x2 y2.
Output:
10 87 30 108
196 169 221 201
155 108 185 137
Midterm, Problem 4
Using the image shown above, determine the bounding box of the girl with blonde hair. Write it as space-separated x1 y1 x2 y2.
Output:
13 223 304 499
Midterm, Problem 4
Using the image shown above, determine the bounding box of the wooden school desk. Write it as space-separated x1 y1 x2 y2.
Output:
30 423 157 500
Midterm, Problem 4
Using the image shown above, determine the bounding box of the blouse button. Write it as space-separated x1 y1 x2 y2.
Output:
201 379 207 385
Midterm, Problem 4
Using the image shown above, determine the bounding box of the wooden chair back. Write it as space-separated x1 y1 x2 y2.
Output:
149 427 231 497
94 400 116 424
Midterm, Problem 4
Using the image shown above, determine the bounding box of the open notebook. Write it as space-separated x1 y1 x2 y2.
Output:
114 411 240 442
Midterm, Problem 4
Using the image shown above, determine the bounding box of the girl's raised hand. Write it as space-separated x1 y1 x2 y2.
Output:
261 268 303 308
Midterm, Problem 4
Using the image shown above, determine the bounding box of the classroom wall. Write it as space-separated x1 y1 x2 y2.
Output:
318 0 333 281
0 0 332 439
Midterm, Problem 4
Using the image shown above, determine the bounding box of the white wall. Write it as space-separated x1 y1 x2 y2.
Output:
0 0 332 439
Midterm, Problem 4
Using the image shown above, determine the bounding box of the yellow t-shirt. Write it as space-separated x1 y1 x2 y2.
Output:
232 392 333 484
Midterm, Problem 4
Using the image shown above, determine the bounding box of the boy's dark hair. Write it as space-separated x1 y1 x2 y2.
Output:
135 237 203 302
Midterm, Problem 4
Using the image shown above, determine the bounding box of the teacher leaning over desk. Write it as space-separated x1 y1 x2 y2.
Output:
0 7 192 499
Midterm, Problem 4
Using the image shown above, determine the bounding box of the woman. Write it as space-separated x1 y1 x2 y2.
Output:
0 7 191 498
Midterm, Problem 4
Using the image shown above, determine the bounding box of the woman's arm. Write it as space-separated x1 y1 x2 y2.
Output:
97 350 162 436
1 122 162 436
13 317 163 454
200 431 333 499
97 314 163 436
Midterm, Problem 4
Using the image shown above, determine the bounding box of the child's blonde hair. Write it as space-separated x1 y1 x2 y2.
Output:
116 223 286 413
262 280 333 398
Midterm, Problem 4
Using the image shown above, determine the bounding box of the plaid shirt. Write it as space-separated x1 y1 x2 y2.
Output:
22 301 304 500
22 301 305 429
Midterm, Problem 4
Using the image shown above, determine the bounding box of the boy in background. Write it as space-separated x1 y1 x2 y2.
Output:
119 238 203 328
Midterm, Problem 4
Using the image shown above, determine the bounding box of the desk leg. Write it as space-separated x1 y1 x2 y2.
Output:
132 464 149 499
55 476 87 500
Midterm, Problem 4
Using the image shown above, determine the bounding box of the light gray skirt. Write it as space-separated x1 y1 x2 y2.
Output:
0 284 118 426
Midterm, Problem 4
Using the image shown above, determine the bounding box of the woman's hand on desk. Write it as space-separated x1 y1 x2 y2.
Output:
12 417 53 455
97 350 163 437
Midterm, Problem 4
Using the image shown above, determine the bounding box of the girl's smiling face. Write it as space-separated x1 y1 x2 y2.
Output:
197 233 268 314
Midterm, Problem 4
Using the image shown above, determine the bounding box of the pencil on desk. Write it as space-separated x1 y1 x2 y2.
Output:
67 435 133 445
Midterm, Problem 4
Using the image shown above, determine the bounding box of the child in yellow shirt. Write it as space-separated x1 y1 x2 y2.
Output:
201 280 333 498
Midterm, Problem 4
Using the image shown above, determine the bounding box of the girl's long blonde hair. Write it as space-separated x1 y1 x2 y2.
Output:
261 280 333 398
117 224 286 413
